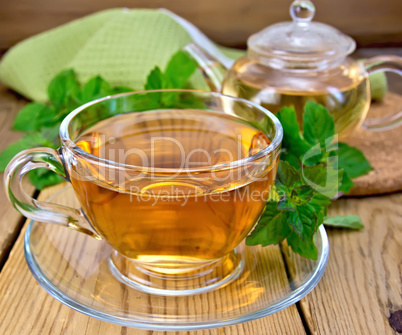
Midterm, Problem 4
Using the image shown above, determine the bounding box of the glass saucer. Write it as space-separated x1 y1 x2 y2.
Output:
24 185 329 331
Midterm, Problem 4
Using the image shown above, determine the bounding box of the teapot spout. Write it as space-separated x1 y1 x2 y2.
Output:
183 42 228 92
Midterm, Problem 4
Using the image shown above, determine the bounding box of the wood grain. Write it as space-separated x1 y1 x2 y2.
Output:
0 184 306 335
291 194 402 334
0 0 401 52
0 84 34 265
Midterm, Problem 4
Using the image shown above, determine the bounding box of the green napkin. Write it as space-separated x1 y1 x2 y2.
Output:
0 8 244 102
0 8 385 103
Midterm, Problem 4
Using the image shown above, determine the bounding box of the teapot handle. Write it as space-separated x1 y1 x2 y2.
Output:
183 43 227 92
363 55 402 131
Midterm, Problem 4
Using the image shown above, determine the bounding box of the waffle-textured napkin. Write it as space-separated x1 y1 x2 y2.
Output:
0 8 244 102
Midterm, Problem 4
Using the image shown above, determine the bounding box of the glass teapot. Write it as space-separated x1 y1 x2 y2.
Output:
184 0 402 139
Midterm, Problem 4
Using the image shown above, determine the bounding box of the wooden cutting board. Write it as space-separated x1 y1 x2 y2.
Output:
345 92 402 196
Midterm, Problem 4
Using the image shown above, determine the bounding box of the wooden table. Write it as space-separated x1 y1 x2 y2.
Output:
0 81 401 334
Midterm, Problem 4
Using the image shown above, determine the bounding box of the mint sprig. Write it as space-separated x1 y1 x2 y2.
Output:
246 102 372 259
0 51 196 189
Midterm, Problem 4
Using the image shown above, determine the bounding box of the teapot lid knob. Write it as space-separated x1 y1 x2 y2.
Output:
290 0 315 23
247 0 356 67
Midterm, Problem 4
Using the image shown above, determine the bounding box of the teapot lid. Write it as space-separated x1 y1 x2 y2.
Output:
247 0 356 68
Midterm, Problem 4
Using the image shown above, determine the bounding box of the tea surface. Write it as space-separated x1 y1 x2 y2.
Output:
70 110 277 268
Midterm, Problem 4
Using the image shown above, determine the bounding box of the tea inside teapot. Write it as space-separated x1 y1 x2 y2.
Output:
184 0 402 139
222 57 370 139
221 0 370 139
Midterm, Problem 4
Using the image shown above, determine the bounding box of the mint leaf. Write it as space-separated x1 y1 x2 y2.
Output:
338 142 373 178
324 215 364 229
165 51 197 88
0 141 32 171
28 169 64 190
277 198 296 211
276 107 309 157
47 69 80 106
303 101 335 147
36 106 62 129
145 66 165 90
281 151 301 169
14 104 60 132
40 125 60 145
246 202 290 246
145 52 196 91
291 185 314 205
338 171 354 194
276 161 302 193
308 192 330 223
286 204 318 244
287 231 318 260
302 142 323 166
111 86 134 94
80 76 112 103
302 164 342 199
0 133 55 171
13 103 50 131
277 185 314 210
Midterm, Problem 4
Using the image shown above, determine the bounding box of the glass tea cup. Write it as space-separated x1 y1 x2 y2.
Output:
4 90 283 296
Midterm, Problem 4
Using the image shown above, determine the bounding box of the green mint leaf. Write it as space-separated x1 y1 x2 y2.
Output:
276 160 302 193
47 69 80 106
291 185 314 205
13 103 50 131
303 101 335 147
277 198 296 211
0 141 33 171
164 51 197 88
302 164 342 199
80 76 112 103
17 104 61 131
246 202 290 246
286 204 318 244
111 86 134 94
277 185 314 210
308 192 330 224
28 169 64 190
338 171 355 194
276 107 310 157
337 142 373 178
36 106 62 129
301 143 323 166
280 151 301 169
40 125 60 146
144 66 165 90
324 215 364 229
287 231 318 260
0 133 55 171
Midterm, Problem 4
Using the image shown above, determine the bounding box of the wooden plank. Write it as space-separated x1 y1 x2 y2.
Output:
0 84 35 265
286 193 402 334
0 184 306 334
0 0 401 52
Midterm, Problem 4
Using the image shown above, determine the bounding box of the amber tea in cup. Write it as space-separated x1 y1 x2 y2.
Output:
5 90 282 295
72 109 276 264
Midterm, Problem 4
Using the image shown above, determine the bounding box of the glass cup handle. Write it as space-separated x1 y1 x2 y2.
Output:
4 147 101 239
363 55 402 131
